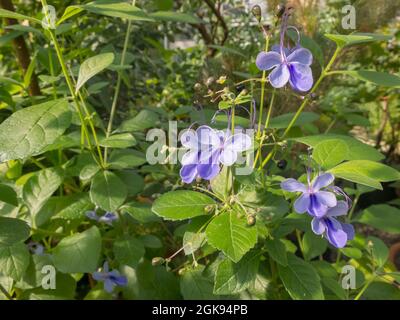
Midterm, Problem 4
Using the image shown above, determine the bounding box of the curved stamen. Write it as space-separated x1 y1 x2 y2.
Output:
287 26 301 48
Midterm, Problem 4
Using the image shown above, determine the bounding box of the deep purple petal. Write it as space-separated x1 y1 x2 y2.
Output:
308 194 329 217
326 201 348 217
180 165 198 184
294 193 310 214
198 163 220 181
269 63 290 88
288 62 313 92
281 178 307 193
325 218 348 248
287 48 313 65
255 51 281 70
312 173 335 191
311 217 326 235
111 275 128 287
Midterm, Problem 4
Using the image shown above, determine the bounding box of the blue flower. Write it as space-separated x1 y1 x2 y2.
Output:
92 262 127 293
27 241 45 255
180 125 251 183
311 201 355 248
255 12 313 91
86 211 117 226
281 172 337 217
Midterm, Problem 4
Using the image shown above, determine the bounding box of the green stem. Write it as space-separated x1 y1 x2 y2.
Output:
104 0 136 163
256 36 270 138
260 46 342 169
354 276 375 300
296 229 304 258
41 0 104 168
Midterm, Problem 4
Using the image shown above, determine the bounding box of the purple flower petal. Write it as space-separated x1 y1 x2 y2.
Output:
111 275 128 287
197 126 220 147
325 218 348 248
225 133 252 152
281 178 307 193
180 129 198 149
326 201 348 217
308 194 329 217
104 278 115 293
311 217 326 235
312 173 335 191
342 223 355 241
288 62 313 92
219 148 237 166
269 63 290 88
180 164 198 184
256 51 281 71
92 272 107 281
181 150 199 165
315 191 337 208
287 48 313 65
198 163 220 180
86 211 99 221
294 193 310 213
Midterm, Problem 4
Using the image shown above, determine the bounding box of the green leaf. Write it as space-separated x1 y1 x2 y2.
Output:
118 109 159 132
152 190 215 221
150 11 201 24
292 134 384 162
334 70 400 87
287 30 324 66
122 202 160 223
0 217 30 246
208 45 246 58
329 160 400 190
53 226 101 273
58 6 84 25
183 232 206 255
321 277 346 300
108 149 146 169
366 236 388 268
206 211 258 263
0 243 30 281
76 53 114 93
0 99 72 162
269 112 319 129
265 238 288 266
312 139 348 169
355 205 400 234
114 170 144 196
82 1 153 21
23 167 64 216
90 170 127 212
0 8 41 24
340 247 362 259
214 250 260 295
324 33 391 47
302 231 328 261
53 193 93 220
99 133 136 148
278 253 324 300
113 236 145 268
0 184 18 206
180 266 215 300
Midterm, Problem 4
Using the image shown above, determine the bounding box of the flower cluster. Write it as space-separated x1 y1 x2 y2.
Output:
281 172 354 248
180 125 251 183
255 9 313 91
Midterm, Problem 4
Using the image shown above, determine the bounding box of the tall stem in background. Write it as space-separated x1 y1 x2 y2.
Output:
104 0 136 163
256 36 270 138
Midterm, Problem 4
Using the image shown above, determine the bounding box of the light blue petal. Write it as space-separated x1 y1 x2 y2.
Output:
269 63 290 88
312 173 335 191
281 178 307 193
294 193 310 214
256 51 281 70
287 48 313 65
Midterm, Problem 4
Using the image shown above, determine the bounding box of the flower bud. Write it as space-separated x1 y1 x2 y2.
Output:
251 5 262 22
275 4 286 18
152 257 165 266
194 83 202 91
247 215 256 226
205 205 214 213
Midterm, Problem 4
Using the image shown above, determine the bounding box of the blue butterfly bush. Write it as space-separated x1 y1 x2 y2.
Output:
92 262 127 293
